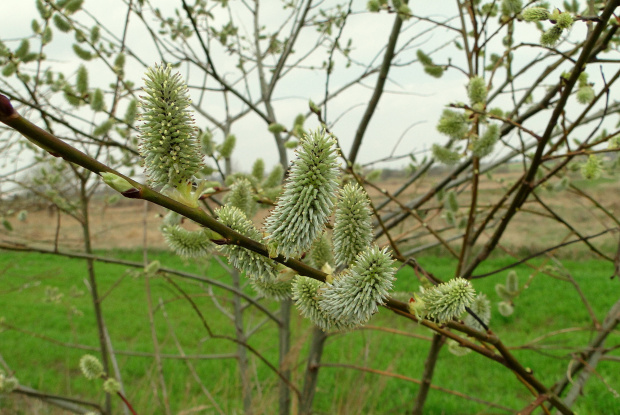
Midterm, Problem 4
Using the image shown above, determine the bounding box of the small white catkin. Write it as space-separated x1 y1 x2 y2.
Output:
251 277 292 300
79 355 104 380
217 205 278 281
292 276 345 332
421 277 476 324
319 246 395 329
161 225 212 258
464 293 491 331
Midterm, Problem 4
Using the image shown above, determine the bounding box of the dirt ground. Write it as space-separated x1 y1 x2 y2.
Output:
2 170 618 257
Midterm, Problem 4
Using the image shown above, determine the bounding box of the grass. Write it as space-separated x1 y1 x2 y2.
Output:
0 250 619 414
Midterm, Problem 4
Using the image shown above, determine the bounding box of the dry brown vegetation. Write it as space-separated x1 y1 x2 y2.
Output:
4 166 618 260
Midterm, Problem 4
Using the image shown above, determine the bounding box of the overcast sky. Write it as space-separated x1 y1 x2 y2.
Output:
0 0 610 179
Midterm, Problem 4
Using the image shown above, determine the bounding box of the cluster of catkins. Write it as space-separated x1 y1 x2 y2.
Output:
122 63 484 332
430 75 501 166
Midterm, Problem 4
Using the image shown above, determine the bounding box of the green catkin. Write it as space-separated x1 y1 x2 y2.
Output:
225 178 256 217
251 277 292 300
103 378 121 394
161 225 212 258
17 210 28 222
14 40 30 59
580 155 602 180
540 25 564 47
366 169 382 182
138 64 203 189
162 211 182 227
417 50 444 78
65 0 84 13
424 65 444 78
498 301 514 316
319 246 395 328
90 26 100 43
53 14 72 32
431 144 462 165
556 12 574 29
464 293 491 331
42 27 53 45
90 88 105 112
124 99 138 125
495 283 514 302
251 158 265 181
217 205 278 281
219 134 236 158
310 232 334 269
292 276 344 331
0 370 19 393
72 44 92 60
447 339 471 356
506 270 519 294
467 76 487 105
36 0 50 19
332 183 373 267
265 130 340 258
445 190 459 213
93 119 114 137
114 53 125 72
444 210 456 226
436 110 468 139
522 7 550 21
200 129 214 156
500 0 522 15
367 0 381 12
263 164 284 188
416 50 433 66
472 124 500 158
2 63 16 77
32 20 41 34
577 86 595 104
293 113 305 128
421 278 476 323
76 65 88 95
268 123 286 134
79 355 103 380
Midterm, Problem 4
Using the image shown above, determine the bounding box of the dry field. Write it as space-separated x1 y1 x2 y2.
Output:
2 168 618 258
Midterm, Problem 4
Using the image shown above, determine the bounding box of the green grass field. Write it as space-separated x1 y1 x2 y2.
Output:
1 250 619 414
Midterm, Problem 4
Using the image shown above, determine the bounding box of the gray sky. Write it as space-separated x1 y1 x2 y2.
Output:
0 0 612 179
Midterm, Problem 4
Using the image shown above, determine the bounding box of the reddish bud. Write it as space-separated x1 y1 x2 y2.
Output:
0 94 16 122
120 188 141 198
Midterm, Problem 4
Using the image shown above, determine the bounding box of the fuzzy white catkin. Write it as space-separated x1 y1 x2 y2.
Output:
472 124 499 158
265 130 340 258
292 276 344 331
0 370 18 393
79 355 103 380
251 278 292 300
332 183 373 266
161 225 212 258
138 64 203 188
217 205 278 281
225 178 257 217
309 232 334 269
464 293 491 331
467 76 487 105
421 277 476 323
319 246 395 329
